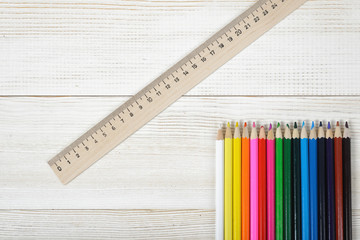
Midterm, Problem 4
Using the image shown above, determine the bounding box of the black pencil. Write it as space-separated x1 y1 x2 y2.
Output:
343 122 352 240
326 122 336 240
292 122 302 240
317 121 327 240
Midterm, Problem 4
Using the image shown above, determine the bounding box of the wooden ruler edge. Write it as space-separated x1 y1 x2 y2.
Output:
47 0 270 167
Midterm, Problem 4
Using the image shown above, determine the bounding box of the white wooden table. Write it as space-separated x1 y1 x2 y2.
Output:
0 0 359 238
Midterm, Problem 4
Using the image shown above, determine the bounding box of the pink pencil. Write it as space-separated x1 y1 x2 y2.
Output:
267 123 275 240
250 122 259 240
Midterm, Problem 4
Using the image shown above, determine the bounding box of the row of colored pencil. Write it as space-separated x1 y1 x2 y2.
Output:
215 121 352 240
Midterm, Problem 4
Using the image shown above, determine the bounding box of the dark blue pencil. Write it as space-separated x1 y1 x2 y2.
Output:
326 122 335 240
317 122 326 240
309 121 318 240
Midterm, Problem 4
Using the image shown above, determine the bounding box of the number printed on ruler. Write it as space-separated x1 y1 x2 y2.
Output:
48 0 308 184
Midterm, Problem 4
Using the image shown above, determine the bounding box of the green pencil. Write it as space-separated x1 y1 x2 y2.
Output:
284 124 292 239
275 122 283 240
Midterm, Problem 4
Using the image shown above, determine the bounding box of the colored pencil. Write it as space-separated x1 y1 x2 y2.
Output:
334 121 343 240
284 124 292 240
225 123 233 240
275 122 283 240
301 121 310 240
242 122 250 240
318 121 326 240
216 127 224 240
233 122 241 240
250 122 259 240
267 124 275 240
326 122 336 240
343 122 352 240
292 122 302 240
259 126 267 240
309 121 318 240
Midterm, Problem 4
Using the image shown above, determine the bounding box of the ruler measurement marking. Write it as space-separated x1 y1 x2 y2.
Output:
48 0 308 184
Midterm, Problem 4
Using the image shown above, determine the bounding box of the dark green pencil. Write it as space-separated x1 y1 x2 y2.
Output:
292 122 301 240
284 124 292 239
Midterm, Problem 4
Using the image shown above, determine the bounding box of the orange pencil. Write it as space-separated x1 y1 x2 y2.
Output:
242 122 250 240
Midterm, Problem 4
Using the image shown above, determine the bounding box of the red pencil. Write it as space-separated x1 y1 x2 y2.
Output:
334 121 343 240
259 126 267 240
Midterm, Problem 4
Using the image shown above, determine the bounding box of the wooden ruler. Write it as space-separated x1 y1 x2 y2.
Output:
49 0 307 184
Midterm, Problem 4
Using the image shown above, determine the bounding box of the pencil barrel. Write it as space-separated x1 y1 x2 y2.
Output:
283 138 292 240
309 138 318 240
292 137 302 240
342 137 351 240
318 137 327 240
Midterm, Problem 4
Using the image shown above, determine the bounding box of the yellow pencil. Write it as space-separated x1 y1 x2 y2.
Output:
233 122 242 240
225 122 233 240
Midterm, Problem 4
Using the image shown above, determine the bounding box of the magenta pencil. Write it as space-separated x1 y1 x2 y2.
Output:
250 122 259 240
267 123 275 240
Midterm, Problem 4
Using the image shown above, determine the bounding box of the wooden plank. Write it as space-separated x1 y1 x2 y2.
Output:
0 0 359 95
0 96 359 209
0 209 360 239
0 209 215 239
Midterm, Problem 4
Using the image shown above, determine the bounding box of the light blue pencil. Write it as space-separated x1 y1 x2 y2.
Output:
309 121 318 240
300 121 310 240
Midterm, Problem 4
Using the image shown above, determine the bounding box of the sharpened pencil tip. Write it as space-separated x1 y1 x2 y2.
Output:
253 122 256 128
277 122 280 128
345 121 349 128
336 121 339 126
244 122 247 127
269 123 272 130
236 122 239 127
261 126 264 129
302 121 305 127
294 122 297 128
286 124 290 128
319 121 323 127
227 122 230 128
311 121 314 130
327 121 331 129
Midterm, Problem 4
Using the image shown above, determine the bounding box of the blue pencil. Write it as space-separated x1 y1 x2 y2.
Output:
309 122 318 240
300 121 310 240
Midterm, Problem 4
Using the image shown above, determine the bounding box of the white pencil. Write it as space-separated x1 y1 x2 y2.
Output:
216 126 224 240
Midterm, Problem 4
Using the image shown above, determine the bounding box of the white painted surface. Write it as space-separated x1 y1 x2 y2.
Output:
0 0 359 238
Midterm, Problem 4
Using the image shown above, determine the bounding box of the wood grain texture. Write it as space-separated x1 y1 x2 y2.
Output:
0 96 359 210
0 209 215 239
1 209 360 239
0 0 359 95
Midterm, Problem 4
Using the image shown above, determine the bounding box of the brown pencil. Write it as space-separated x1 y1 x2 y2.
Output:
334 121 343 240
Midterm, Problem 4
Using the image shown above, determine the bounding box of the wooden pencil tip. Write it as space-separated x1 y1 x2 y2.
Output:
277 122 280 128
302 121 305 127
319 121 323 127
227 122 230 128
294 122 297 128
311 121 314 130
327 121 331 129
345 121 349 128
244 122 247 127
253 122 256 128
261 126 264 129
336 121 339 126
269 123 272 130
236 122 239 127
286 123 290 128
